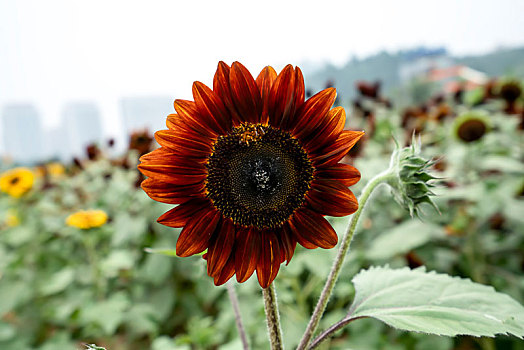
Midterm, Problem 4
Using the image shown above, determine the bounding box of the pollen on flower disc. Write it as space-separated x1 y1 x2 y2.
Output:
206 124 314 229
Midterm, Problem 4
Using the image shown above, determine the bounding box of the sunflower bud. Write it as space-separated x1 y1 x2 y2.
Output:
387 137 438 216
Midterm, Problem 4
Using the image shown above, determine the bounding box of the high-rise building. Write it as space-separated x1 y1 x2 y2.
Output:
1 104 44 164
44 124 70 162
62 102 103 158
120 96 173 137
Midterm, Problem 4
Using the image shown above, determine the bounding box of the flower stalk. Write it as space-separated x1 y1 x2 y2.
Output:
298 139 438 349
297 169 395 350
263 283 284 350
309 315 366 349
81 235 105 300
226 281 250 350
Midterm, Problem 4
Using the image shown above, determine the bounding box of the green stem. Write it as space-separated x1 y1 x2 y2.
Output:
297 169 395 350
81 234 104 299
465 224 494 350
309 316 366 349
464 224 485 284
479 338 495 350
263 283 284 350
226 281 249 350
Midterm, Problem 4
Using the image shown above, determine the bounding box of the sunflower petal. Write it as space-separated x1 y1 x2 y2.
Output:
166 112 218 144
288 220 318 249
192 81 231 134
214 253 236 286
292 66 306 116
176 208 220 257
207 218 236 277
290 208 338 249
166 113 178 129
256 231 281 288
314 163 361 187
230 61 262 124
138 148 207 185
311 130 365 167
141 178 204 204
291 88 336 140
279 223 297 264
155 129 213 159
307 179 359 216
256 66 277 124
304 106 346 152
174 99 218 137
157 198 211 228
276 66 305 130
268 64 296 130
235 227 260 283
213 61 243 125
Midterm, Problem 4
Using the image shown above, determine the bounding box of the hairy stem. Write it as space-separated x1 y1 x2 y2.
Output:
297 170 394 350
309 316 366 349
263 283 284 350
226 281 249 350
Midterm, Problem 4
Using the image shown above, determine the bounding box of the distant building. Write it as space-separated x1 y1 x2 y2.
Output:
1 104 44 164
399 47 454 82
62 102 103 158
44 125 70 161
426 65 488 93
120 96 173 137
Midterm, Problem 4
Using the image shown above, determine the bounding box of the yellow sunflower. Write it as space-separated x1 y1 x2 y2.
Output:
0 167 35 198
66 210 108 229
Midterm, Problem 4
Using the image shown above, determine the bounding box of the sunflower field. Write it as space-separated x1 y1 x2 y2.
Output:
1 76 523 350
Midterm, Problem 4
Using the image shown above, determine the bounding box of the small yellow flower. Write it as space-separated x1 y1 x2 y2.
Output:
34 166 46 178
47 162 66 177
0 167 35 198
6 210 20 227
66 210 108 229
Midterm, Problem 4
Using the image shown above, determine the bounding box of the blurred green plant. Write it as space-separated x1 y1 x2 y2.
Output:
0 77 523 350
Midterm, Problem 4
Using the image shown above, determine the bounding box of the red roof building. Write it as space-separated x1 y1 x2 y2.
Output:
426 65 488 93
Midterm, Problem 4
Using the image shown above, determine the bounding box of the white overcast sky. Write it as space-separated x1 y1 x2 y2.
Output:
1 0 524 138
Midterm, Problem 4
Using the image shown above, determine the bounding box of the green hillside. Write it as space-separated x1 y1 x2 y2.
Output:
306 46 524 100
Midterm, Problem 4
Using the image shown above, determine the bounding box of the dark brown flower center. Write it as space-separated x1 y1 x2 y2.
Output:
500 82 522 103
457 119 486 142
206 124 314 228
10 176 20 185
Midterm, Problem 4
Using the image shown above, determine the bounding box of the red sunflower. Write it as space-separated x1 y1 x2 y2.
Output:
138 62 363 288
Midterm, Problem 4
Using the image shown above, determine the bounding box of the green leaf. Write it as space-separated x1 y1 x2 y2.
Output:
152 337 189 350
38 332 76 350
111 213 148 246
144 248 178 257
0 281 32 317
348 266 524 338
144 248 207 257
479 156 524 174
79 292 130 335
124 303 159 336
366 221 444 260
0 322 15 341
100 250 135 278
39 268 75 296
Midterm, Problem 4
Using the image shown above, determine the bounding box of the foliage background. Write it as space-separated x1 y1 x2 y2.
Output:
1 79 524 350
